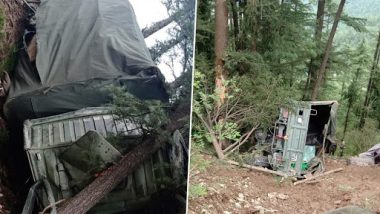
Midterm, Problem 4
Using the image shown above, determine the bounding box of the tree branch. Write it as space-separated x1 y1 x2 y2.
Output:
150 37 183 61
142 15 176 38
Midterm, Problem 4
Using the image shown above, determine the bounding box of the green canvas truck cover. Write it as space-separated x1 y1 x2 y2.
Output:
4 0 168 124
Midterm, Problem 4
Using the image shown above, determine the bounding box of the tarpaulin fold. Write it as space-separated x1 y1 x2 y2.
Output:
5 0 168 124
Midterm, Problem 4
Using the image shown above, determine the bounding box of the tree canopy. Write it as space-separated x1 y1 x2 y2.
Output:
193 0 380 156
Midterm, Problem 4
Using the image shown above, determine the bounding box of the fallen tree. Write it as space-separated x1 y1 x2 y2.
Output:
56 137 164 214
53 98 187 213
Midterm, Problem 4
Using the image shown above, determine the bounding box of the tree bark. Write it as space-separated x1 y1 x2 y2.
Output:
303 0 325 100
56 103 188 213
251 0 258 52
214 0 228 105
311 0 345 101
56 137 163 214
359 31 380 128
342 68 360 139
342 97 352 139
314 0 325 43
230 0 239 50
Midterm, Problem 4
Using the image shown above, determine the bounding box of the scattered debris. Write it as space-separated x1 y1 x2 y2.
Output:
226 160 287 177
333 200 341 205
294 168 344 186
277 193 289 200
253 205 278 213
349 143 380 166
267 192 289 200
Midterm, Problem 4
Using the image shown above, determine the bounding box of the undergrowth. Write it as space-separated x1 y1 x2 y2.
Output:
188 183 207 199
344 119 380 156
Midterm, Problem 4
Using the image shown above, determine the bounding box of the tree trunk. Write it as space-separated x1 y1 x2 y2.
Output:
230 0 239 50
215 0 228 105
342 99 352 140
251 0 258 52
303 0 325 100
342 68 360 139
56 137 164 214
311 0 345 101
55 101 189 213
314 0 325 43
359 31 380 128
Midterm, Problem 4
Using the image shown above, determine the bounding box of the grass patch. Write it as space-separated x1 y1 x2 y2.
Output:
190 145 212 172
188 183 208 199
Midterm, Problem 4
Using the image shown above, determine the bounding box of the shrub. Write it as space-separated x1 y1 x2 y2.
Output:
344 119 380 156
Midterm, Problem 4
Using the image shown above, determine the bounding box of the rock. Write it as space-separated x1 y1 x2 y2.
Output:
277 193 289 200
201 209 209 214
349 157 374 166
254 205 278 213
268 192 288 200
238 193 244 201
252 199 261 205
343 194 351 201
223 211 231 214
334 200 341 205
268 192 277 199
235 202 242 208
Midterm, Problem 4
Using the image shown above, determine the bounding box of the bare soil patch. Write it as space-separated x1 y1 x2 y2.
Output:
188 154 380 214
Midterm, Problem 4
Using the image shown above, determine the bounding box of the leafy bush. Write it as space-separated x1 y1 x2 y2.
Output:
344 119 380 156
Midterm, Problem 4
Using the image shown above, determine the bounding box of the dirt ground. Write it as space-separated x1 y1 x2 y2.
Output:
188 154 380 214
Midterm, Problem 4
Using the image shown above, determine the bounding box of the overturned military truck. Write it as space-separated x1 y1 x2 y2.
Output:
253 101 338 177
4 0 187 213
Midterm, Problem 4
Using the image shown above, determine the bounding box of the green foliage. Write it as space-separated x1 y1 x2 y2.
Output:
188 183 207 199
194 0 380 156
344 119 380 156
192 70 244 145
0 46 18 74
190 147 211 172
108 86 168 137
